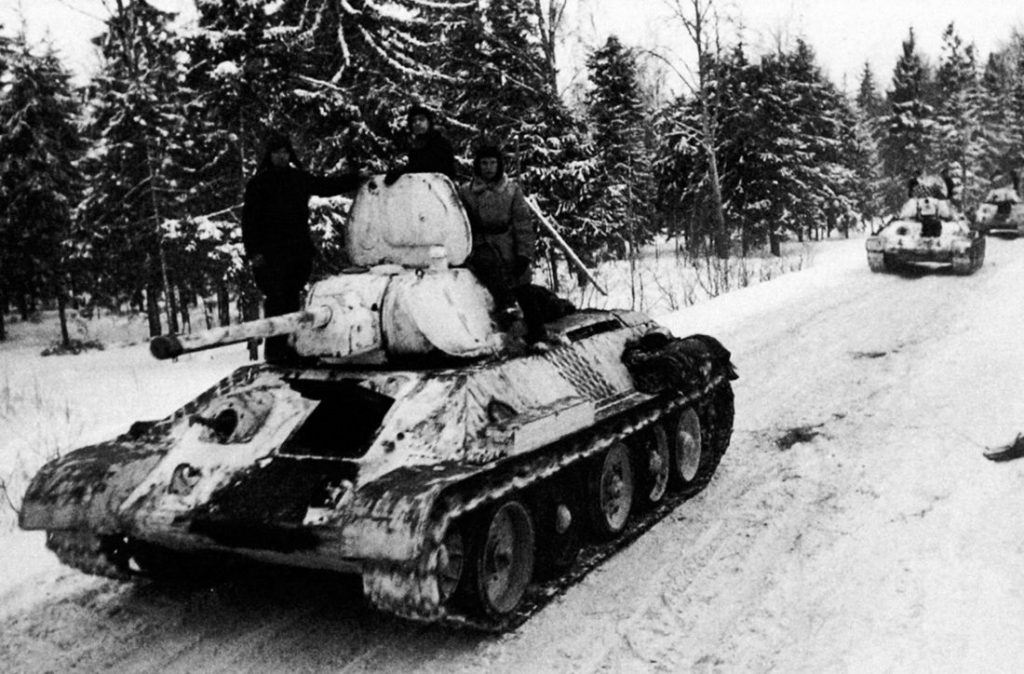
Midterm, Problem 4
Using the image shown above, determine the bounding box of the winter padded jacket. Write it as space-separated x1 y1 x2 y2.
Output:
459 176 536 286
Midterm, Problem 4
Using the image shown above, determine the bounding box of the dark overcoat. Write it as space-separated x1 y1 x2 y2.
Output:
241 167 360 297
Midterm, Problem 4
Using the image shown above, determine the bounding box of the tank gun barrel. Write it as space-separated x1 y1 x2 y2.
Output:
150 306 333 360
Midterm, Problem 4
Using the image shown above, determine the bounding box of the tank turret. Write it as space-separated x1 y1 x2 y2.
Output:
151 174 504 363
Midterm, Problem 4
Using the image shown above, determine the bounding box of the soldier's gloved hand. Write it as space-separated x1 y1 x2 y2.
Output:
383 168 404 186
513 255 531 277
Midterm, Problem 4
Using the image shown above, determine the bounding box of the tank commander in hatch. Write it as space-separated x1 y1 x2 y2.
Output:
458 143 545 345
384 104 457 186
241 132 363 363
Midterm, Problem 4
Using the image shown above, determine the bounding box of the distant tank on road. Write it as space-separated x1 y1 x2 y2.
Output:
867 195 984 275
974 186 1024 237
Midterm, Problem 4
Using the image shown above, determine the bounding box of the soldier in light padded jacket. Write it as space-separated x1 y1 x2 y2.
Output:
458 144 537 340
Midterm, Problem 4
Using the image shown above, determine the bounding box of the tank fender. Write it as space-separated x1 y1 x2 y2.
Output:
464 396 596 463
18 436 174 533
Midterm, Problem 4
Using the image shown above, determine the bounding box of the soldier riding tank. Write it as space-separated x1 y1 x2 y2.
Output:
19 174 736 629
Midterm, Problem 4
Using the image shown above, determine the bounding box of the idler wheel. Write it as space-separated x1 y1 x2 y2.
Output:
436 525 466 604
587 442 635 536
669 408 703 488
473 501 535 616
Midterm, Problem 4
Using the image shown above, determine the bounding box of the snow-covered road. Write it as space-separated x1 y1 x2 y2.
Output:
3 235 1024 673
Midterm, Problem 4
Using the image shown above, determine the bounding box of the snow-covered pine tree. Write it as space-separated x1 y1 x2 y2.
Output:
848 101 886 228
0 34 84 346
853 62 888 224
77 1 188 337
976 34 1024 191
856 62 886 119
781 40 861 241
879 28 935 210
933 23 983 205
585 36 655 262
976 51 1017 186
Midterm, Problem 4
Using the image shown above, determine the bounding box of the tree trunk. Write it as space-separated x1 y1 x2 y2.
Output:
177 286 190 334
57 290 71 348
145 285 162 337
769 231 781 257
217 283 230 327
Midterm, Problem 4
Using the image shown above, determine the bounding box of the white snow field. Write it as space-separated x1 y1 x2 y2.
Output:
2 234 1023 673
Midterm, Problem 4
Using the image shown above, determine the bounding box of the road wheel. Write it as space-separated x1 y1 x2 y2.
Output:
640 425 671 505
669 407 703 489
473 501 535 617
587 442 635 537
436 524 466 605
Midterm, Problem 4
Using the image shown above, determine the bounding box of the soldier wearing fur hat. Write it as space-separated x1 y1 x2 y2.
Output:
384 104 456 185
241 132 363 362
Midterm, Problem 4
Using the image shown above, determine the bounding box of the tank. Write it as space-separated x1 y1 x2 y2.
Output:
18 174 736 629
974 186 1024 237
866 194 985 275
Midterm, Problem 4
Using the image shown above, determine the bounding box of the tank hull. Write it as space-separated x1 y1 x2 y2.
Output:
21 310 735 628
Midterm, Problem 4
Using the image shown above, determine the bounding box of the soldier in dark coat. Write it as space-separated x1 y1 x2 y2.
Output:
384 104 456 184
241 132 362 362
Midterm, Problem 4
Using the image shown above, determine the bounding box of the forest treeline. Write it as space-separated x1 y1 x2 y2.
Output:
1 0 1023 343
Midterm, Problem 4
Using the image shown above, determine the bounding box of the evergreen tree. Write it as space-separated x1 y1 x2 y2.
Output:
933 23 982 204
585 35 654 259
856 62 885 118
879 28 935 210
77 1 189 336
852 63 887 225
0 34 84 345
655 40 865 254
976 51 1016 184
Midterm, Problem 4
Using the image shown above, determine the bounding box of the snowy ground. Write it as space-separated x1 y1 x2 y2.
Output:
2 234 1023 672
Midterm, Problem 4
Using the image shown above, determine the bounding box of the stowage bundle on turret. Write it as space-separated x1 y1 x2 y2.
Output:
20 173 736 629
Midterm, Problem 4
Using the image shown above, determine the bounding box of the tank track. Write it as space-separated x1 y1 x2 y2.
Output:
45 530 133 580
363 376 734 631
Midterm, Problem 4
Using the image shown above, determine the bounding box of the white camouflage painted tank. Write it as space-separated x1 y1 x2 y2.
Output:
19 174 736 629
866 195 985 275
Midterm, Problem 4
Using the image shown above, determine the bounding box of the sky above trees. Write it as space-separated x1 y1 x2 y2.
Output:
4 0 1024 92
